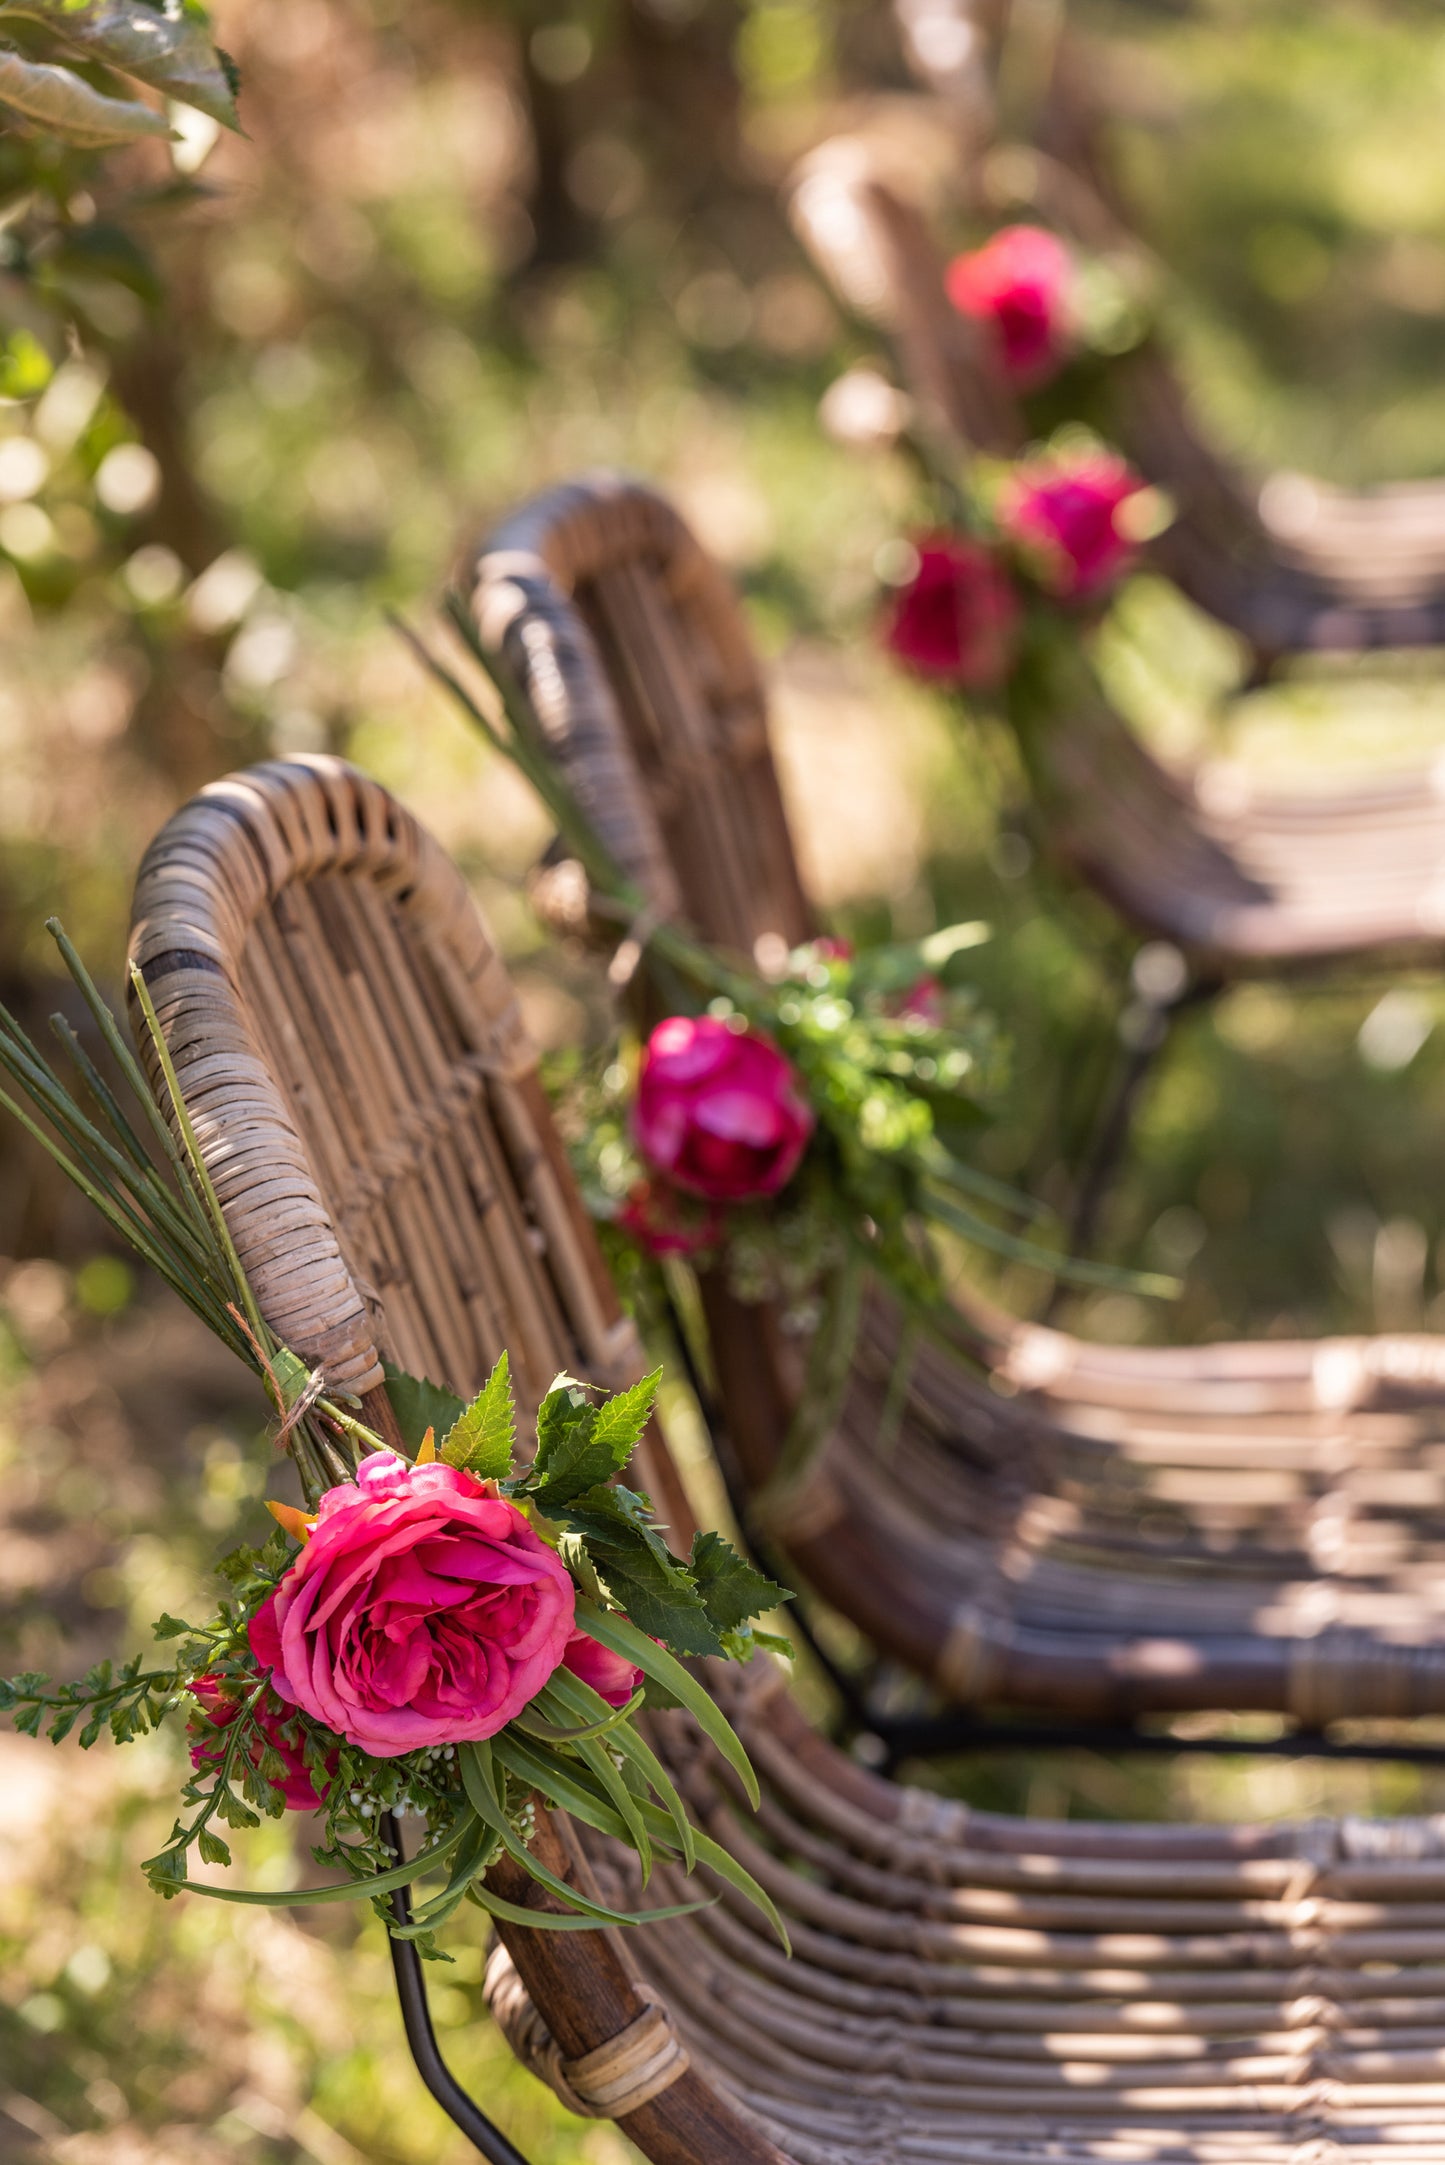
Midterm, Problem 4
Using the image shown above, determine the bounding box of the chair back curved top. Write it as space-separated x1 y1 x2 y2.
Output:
471 476 1445 1732
472 476 811 965
129 753 1445 2163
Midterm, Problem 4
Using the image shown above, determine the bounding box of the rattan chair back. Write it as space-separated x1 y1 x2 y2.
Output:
128 754 1445 2160
470 476 1445 1731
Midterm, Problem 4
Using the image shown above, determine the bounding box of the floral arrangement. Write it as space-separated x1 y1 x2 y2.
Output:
823 209 1173 791
401 604 1171 1397
0 929 789 1958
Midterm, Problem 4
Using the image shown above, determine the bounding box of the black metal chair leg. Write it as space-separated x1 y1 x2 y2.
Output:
381 1814 533 2164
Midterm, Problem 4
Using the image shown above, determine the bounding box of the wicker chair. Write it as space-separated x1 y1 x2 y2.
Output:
130 753 1445 2162
469 474 1445 1740
788 143 1445 979
891 0 1445 663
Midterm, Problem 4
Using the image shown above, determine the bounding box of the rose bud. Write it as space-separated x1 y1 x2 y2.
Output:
188 1673 335 1812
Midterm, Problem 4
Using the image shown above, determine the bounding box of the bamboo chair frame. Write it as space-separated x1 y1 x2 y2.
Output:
130 752 1445 2161
893 0 1445 664
469 474 1445 1741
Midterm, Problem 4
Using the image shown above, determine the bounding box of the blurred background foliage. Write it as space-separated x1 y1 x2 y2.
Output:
5 1 1445 2158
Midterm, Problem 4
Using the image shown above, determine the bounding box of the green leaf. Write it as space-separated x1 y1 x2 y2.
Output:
458 1743 687 1929
381 1361 465 1455
689 1531 790 1634
588 1367 662 1475
440 1350 515 1481
153 1614 189 1641
530 1375 610 1505
141 1845 188 1895
554 1488 722 1657
610 1721 695 1875
196 1826 231 1868
0 45 174 141
633 1800 790 1954
165 1820 472 1908
573 1599 761 1810
2 0 243 130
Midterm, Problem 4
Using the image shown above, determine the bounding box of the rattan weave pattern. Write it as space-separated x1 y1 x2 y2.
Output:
470 476 1445 1729
130 756 1445 2160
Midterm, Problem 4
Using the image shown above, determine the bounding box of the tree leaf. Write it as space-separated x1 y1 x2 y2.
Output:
689 1530 791 1634
0 0 240 129
381 1360 465 1456
0 45 174 142
440 1349 515 1480
589 1367 662 1474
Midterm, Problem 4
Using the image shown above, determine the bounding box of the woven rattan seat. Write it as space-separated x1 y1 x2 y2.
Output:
130 754 1445 2160
785 148 1445 971
890 0 1445 661
469 474 1445 1727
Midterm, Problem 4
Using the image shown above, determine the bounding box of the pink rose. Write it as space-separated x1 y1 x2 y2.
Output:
248 1453 575 1758
188 1673 333 1812
945 224 1075 388
561 1627 644 1709
884 535 1019 687
634 1016 814 1205
1001 449 1144 599
616 1177 723 1259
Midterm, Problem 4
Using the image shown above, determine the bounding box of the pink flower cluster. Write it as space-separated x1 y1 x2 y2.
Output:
884 450 1148 687
945 224 1076 389
233 1452 642 1790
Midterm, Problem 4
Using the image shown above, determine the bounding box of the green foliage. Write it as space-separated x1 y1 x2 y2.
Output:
440 1349 516 1479
382 1359 465 1455
0 0 239 144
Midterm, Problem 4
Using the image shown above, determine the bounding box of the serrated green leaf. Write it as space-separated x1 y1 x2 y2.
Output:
689 1530 791 1634
589 1366 662 1474
13 1702 44 1738
196 1826 231 1868
440 1349 515 1480
152 1614 189 1641
530 1373 610 1505
551 1486 722 1657
0 44 174 141
381 1360 465 1455
48 1706 79 1744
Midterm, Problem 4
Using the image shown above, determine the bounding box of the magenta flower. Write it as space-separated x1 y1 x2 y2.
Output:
188 1673 334 1812
1001 449 1145 599
634 1016 814 1205
945 224 1075 388
884 535 1019 687
248 1453 575 1757
561 1627 644 1709
616 1177 723 1259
